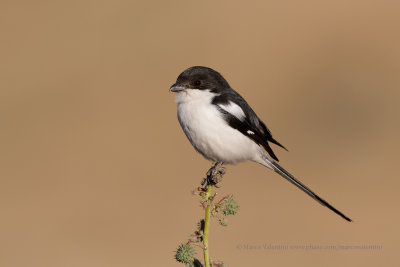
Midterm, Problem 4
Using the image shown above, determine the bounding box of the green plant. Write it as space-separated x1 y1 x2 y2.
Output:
174 163 239 267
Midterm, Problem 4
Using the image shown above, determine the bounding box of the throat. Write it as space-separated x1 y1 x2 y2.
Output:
175 89 219 105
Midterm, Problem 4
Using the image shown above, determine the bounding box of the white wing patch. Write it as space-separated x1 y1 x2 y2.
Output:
247 130 254 135
218 101 246 121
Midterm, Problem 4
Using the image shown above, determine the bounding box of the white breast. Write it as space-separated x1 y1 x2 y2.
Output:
175 90 263 164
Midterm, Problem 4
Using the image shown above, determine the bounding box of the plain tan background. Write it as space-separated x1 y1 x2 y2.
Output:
1 0 399 266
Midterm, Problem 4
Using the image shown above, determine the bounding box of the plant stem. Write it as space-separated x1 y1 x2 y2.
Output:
203 184 212 267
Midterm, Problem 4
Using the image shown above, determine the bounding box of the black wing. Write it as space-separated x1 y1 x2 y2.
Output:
212 90 286 161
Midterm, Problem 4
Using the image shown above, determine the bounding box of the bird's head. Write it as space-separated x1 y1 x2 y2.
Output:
169 66 230 94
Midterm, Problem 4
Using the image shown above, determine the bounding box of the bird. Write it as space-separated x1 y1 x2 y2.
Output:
169 66 351 222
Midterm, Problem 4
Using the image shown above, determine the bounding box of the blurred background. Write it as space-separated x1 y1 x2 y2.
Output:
1 0 399 266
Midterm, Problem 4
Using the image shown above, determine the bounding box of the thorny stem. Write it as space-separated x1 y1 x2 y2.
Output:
203 184 212 267
175 162 233 267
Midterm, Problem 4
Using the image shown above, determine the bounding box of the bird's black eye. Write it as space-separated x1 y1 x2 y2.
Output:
193 80 201 86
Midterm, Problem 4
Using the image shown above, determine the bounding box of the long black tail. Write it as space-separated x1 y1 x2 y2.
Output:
263 157 352 222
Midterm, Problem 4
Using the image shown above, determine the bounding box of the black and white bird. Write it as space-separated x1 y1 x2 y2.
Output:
170 66 351 222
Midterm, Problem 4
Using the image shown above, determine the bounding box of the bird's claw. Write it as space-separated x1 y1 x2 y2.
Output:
201 162 225 190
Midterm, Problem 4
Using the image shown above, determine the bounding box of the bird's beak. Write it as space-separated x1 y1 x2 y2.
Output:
169 83 186 92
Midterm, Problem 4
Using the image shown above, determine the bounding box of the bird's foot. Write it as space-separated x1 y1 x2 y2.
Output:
201 162 226 190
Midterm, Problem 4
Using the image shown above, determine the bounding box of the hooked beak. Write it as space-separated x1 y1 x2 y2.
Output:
169 83 186 92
